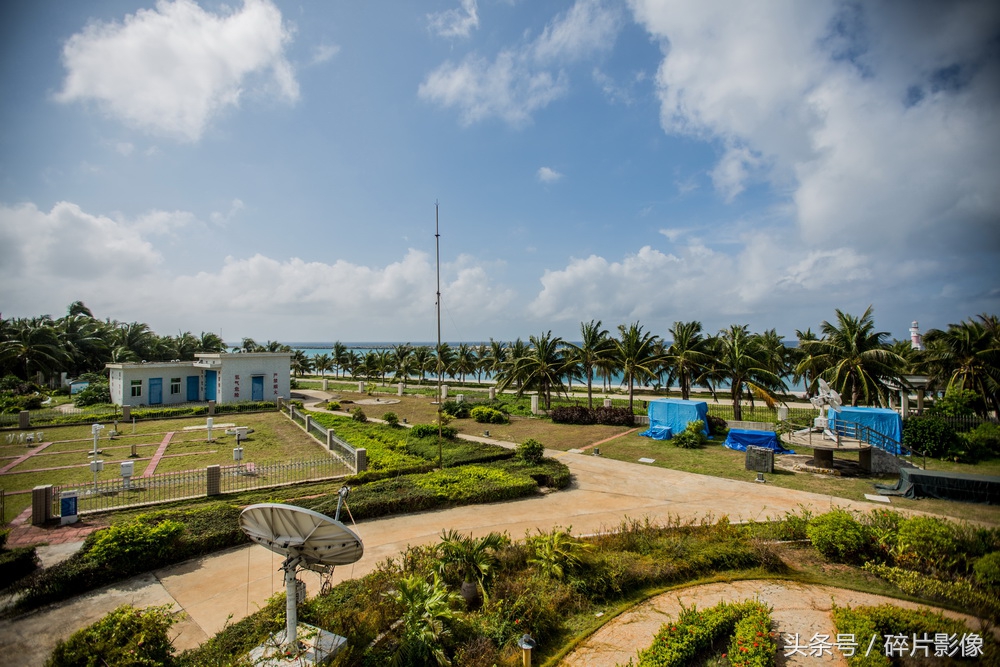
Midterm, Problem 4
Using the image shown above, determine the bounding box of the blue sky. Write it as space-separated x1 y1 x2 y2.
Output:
1 0 997 343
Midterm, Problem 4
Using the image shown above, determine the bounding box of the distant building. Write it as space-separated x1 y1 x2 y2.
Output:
106 352 291 407
909 320 924 351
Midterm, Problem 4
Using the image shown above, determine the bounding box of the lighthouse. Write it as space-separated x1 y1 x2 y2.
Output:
910 321 924 351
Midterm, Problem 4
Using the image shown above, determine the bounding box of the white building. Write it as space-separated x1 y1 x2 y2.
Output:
107 352 291 407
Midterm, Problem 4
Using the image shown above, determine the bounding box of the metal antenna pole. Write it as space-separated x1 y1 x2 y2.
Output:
435 201 443 468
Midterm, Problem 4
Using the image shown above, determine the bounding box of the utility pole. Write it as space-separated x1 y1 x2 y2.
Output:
435 202 443 469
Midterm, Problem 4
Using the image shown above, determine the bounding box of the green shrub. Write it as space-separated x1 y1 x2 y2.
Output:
672 420 708 449
470 405 508 424
550 405 596 424
830 604 890 667
410 423 458 439
517 438 544 464
382 411 399 426
73 381 110 407
962 422 1000 460
0 545 39 589
86 519 184 571
864 563 1000 621
441 400 470 419
894 516 956 572
974 552 1000 586
706 414 729 436
807 509 869 564
727 603 777 667
351 406 367 422
635 600 768 667
46 604 176 667
902 415 961 459
594 406 634 425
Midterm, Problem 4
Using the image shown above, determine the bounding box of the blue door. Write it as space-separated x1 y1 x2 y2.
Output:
205 370 217 401
251 376 264 401
149 378 163 405
186 376 199 401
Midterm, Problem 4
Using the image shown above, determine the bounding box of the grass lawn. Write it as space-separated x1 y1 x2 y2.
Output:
0 412 332 522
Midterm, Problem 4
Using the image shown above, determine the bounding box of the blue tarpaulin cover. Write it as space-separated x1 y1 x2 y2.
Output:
828 406 905 455
639 399 709 440
723 428 794 454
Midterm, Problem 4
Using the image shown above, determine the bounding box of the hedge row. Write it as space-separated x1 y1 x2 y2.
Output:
550 405 634 426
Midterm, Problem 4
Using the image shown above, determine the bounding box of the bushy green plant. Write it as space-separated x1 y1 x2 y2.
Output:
727 603 777 667
894 516 956 572
351 406 368 422
974 551 1000 586
706 414 729 436
929 387 979 417
517 438 545 464
85 519 184 571
806 509 869 564
902 415 961 459
73 381 110 407
441 400 470 418
961 422 1000 460
382 411 399 426
594 405 634 425
634 600 767 667
410 423 458 439
672 420 708 449
864 562 1000 621
0 545 39 589
550 405 596 424
470 405 508 424
46 604 176 666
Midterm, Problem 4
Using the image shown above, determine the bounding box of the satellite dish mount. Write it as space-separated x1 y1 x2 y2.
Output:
239 487 363 665
807 379 843 439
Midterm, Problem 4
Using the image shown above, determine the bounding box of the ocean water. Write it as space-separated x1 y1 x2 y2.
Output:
284 342 809 394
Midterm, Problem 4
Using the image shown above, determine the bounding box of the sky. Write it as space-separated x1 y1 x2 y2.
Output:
1 0 998 344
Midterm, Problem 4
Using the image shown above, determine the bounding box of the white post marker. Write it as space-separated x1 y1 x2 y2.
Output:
206 417 214 442
90 423 104 458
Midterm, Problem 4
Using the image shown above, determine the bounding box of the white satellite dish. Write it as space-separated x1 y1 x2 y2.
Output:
807 378 843 437
239 488 362 662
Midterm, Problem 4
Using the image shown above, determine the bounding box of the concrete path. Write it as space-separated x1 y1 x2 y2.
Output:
0 446 901 666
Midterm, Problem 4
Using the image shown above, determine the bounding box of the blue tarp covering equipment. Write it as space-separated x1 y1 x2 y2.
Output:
639 399 709 440
723 428 794 454
828 406 905 455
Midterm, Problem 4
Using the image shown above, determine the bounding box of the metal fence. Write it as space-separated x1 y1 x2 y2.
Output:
286 404 363 472
1 400 279 430
905 414 999 433
50 457 351 516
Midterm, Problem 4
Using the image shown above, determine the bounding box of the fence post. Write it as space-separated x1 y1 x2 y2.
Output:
531 395 539 415
206 465 221 496
305 414 311 433
327 430 333 450
19 411 30 430
32 485 53 525
122 405 131 421
356 448 367 473
208 400 216 416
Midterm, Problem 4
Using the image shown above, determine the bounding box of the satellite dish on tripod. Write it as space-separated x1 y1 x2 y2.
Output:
239 487 362 665
807 378 843 437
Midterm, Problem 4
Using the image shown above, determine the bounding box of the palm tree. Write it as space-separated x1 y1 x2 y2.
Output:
291 350 313 377
435 343 456 381
171 331 200 360
923 314 1000 416
496 331 568 409
473 343 489 383
67 300 94 318
240 337 261 353
0 317 67 380
343 350 361 379
386 572 460 667
453 343 477 385
613 322 662 414
114 321 157 361
57 313 110 376
567 319 613 409
791 327 823 395
330 342 348 378
411 346 433 384
434 529 508 607
504 338 530 391
804 307 906 407
481 339 508 383
375 348 393 385
527 527 590 580
662 321 711 401
313 353 333 377
708 324 786 420
198 331 226 353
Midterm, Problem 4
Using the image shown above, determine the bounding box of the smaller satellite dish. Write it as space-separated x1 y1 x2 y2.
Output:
828 388 843 411
817 378 831 395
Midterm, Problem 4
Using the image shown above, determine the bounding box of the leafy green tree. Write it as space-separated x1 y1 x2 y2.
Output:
923 314 1000 417
331 341 348 378
567 319 613 409
0 317 67 380
313 353 333 377
496 331 568 409
705 324 786 420
291 349 313 377
411 346 433 384
453 343 477 385
613 322 662 414
435 343 457 381
662 321 711 401
803 307 906 407
197 331 226 353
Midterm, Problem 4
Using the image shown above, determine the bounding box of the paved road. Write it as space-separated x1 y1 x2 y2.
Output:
0 444 899 666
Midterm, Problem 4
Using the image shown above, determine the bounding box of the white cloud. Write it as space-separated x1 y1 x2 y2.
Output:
629 0 1000 256
428 0 480 39
56 0 298 142
210 199 246 226
537 166 564 183
420 0 622 125
115 142 134 156
310 43 340 65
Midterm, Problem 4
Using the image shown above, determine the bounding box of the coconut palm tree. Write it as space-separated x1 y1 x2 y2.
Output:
331 342 348 378
662 321 711 401
114 321 157 361
613 322 662 414
291 350 313 377
527 527 590 580
453 343 477 385
481 339 508 383
496 331 568 409
57 313 110 376
435 343 457 381
410 346 433 384
386 572 460 667
803 307 906 407
198 331 226 353
567 319 613 409
0 317 67 380
923 314 1000 416
791 327 824 395
434 529 508 608
473 343 489 383
313 353 333 377
706 324 786 420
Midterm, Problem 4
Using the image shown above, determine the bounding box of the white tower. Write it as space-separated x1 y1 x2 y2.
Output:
910 320 924 351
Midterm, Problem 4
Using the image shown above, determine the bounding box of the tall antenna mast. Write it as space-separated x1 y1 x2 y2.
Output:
435 201 443 467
